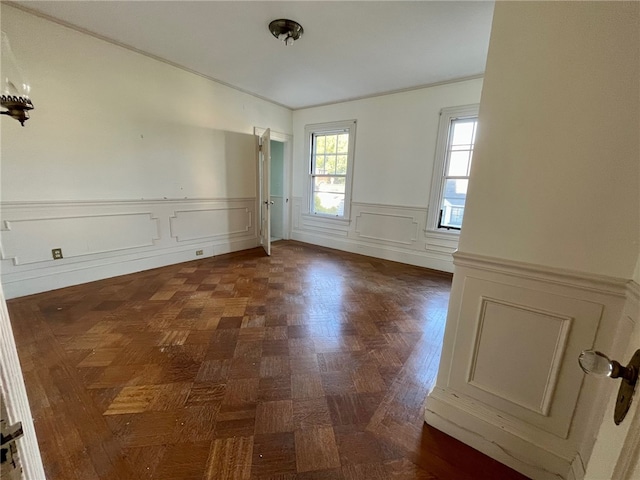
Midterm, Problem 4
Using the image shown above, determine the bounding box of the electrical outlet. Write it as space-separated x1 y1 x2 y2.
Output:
52 248 63 260
196 250 203 256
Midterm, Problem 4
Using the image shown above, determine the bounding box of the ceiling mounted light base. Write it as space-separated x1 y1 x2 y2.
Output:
269 19 303 46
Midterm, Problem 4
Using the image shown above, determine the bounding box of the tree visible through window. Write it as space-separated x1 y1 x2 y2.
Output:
306 120 356 219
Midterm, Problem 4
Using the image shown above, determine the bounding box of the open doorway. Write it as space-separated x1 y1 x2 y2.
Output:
254 127 292 249
270 139 285 242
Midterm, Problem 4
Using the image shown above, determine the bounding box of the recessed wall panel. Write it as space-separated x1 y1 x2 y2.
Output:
469 299 571 415
2 213 158 265
170 207 252 242
450 275 603 438
354 212 418 245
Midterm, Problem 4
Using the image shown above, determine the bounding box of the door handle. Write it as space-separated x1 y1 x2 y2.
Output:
264 201 274 205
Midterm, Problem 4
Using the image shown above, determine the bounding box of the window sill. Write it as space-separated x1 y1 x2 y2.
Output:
425 228 461 238
302 213 352 225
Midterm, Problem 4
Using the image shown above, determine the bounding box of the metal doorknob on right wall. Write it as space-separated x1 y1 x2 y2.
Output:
579 349 640 425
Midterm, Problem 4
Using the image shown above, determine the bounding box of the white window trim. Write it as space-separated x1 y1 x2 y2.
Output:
304 120 357 221
427 104 479 235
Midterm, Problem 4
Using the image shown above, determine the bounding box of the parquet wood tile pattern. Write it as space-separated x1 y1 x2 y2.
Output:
8 241 528 479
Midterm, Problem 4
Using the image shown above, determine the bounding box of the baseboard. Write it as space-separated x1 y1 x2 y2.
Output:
425 388 575 480
2 237 258 299
290 230 454 273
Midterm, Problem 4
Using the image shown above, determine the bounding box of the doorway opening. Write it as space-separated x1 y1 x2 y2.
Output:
270 139 285 242
255 127 292 256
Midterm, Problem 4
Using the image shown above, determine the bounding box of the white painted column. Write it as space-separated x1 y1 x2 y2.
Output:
0 285 46 479
425 2 640 479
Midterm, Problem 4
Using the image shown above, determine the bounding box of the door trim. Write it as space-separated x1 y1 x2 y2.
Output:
254 127 293 241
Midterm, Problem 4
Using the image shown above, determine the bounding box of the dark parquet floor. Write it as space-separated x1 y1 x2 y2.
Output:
8 241 528 479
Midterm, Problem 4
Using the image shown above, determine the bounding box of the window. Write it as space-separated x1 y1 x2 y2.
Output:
428 105 479 232
305 120 356 219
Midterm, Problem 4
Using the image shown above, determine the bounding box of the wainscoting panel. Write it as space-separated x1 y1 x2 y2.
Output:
425 231 458 256
424 252 629 480
3 213 159 265
354 211 418 245
170 207 252 242
0 199 258 298
290 197 458 272
468 297 572 417
451 276 602 438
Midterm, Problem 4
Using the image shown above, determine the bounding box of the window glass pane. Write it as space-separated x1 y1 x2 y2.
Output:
337 134 349 153
324 154 337 175
315 135 326 154
313 175 345 216
325 135 337 154
336 155 347 174
313 192 345 216
313 176 346 194
440 179 468 228
451 120 476 147
314 155 325 174
447 151 471 176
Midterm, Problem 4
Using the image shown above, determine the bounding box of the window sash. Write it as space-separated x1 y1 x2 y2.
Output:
306 121 356 219
437 118 476 230
427 105 479 233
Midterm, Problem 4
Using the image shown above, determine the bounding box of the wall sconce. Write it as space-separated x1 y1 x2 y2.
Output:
269 19 304 47
579 349 640 425
1 32 33 126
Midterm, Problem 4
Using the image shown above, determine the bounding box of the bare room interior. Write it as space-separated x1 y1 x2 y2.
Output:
1 2 638 480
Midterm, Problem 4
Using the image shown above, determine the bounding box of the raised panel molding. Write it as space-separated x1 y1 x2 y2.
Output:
425 231 459 257
425 251 629 480
450 276 602 439
2 213 159 265
469 297 572 416
170 207 252 242
354 211 418 245
0 198 258 298
291 198 457 273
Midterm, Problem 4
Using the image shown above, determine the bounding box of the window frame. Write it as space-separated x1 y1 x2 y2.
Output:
304 120 357 221
427 104 479 234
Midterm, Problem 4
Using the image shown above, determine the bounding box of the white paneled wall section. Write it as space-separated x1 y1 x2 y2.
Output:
292 199 457 272
425 3 639 480
0 6 292 298
425 253 631 479
0 199 257 298
291 79 483 271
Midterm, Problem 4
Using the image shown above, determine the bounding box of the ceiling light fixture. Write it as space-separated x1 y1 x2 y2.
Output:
269 19 303 47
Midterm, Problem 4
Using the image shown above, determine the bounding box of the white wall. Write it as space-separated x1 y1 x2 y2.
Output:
425 2 640 479
0 5 292 298
291 79 483 271
458 2 639 280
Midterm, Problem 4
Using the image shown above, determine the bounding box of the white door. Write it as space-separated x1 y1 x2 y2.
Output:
259 128 271 256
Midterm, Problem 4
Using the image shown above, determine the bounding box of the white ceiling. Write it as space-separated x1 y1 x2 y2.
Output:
14 1 495 109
